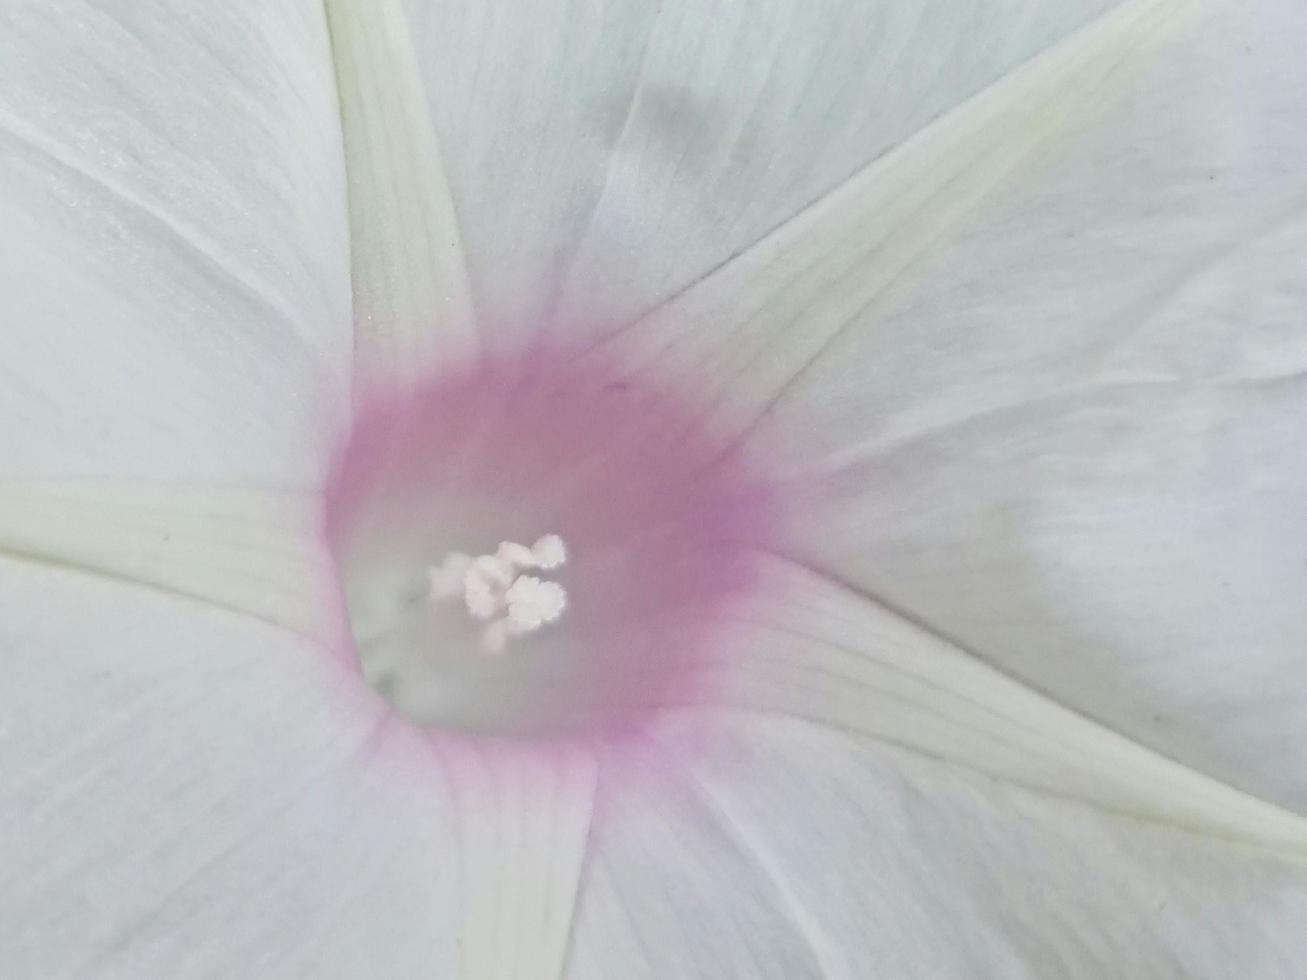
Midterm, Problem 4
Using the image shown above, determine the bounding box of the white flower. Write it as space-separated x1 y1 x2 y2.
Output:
2 0 1306 977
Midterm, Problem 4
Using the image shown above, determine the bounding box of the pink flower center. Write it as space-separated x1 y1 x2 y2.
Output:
325 343 781 738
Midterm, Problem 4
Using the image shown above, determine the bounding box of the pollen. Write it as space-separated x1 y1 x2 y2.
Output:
427 535 570 655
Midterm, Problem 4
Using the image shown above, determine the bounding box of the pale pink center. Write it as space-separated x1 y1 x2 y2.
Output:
325 343 780 738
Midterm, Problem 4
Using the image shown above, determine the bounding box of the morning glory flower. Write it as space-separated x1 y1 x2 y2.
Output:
2 0 1306 976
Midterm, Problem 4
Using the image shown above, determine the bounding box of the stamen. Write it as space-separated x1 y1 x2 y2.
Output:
427 534 569 654
495 541 536 567
464 575 503 620
505 576 567 632
531 534 567 570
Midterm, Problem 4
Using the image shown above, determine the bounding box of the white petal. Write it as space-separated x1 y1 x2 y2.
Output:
782 0 1307 810
0 479 337 641
676 553 1307 861
325 0 479 393
566 746 827 979
401 0 1118 336
0 1 352 484
623 711 1307 979
438 739 596 980
590 0 1307 809
586 0 1195 438
1 554 599 979
0 557 456 977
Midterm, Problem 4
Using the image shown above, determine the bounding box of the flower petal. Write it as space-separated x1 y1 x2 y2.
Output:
585 0 1194 438
0 479 337 642
0 0 351 484
676 553 1307 861
1 551 602 978
566 745 829 979
400 0 1120 336
324 0 479 393
590 0 1307 809
619 711 1307 978
0 556 460 977
436 740 597 980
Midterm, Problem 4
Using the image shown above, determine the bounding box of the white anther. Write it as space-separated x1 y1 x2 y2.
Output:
426 533 569 655
472 554 515 587
505 575 567 632
495 541 536 568
463 575 503 620
531 534 567 570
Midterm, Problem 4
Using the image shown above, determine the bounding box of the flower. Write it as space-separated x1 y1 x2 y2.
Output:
2 0 1306 977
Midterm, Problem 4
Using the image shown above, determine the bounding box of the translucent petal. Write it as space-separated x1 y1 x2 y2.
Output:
0 553 599 979
567 743 827 980
325 0 479 394
401 0 1118 339
770 0 1307 810
0 479 338 642
0 0 352 484
437 739 596 980
587 0 1307 810
601 711 1307 979
0 557 455 977
586 0 1197 439
666 553 1307 861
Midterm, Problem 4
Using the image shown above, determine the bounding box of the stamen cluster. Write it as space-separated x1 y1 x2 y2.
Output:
427 534 569 654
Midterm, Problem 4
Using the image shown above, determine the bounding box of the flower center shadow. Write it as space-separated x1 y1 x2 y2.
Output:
324 344 781 739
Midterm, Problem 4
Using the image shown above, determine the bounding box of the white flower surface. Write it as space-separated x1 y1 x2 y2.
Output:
2 0 1306 978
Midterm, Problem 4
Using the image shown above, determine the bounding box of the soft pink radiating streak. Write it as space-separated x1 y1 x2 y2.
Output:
324 339 790 748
